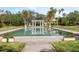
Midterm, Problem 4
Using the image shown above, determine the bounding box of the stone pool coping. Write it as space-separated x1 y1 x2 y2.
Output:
14 36 64 43
0 27 23 35
55 28 79 34
0 27 79 35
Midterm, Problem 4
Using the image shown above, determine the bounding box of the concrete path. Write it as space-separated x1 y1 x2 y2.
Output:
22 41 55 52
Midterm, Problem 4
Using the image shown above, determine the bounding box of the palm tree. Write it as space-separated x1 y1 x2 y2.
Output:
21 10 30 31
28 10 36 21
58 8 64 17
0 9 6 27
63 13 66 17
46 7 57 27
5 10 12 26
61 8 64 15
58 8 64 25
58 9 61 15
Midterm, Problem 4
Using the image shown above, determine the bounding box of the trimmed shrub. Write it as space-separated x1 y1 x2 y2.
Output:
52 40 79 52
2 33 14 38
0 42 25 52
2 33 14 42
0 23 3 28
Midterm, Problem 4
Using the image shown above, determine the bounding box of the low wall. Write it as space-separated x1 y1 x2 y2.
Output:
14 36 64 43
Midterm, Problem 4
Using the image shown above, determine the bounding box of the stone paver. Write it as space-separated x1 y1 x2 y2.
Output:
22 41 55 52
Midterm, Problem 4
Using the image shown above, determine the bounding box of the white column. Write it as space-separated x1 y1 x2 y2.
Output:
42 21 44 27
35 21 36 27
32 21 33 34
42 20 44 34
39 21 41 27
35 21 36 34
24 19 27 31
24 24 27 31
39 28 41 34
32 21 33 28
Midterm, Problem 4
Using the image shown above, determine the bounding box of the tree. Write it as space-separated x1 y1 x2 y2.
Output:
60 10 79 26
0 9 46 27
27 10 36 23
21 10 30 25
58 8 64 16
21 10 30 31
61 8 64 15
63 13 66 17
35 13 45 20
58 8 64 25
46 7 57 27
5 10 13 26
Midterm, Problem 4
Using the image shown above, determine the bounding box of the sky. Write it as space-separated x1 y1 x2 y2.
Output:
0 7 50 14
0 0 79 14
0 7 79 16
0 0 79 7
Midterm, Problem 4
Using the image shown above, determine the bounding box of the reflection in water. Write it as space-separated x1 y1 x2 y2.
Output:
32 28 44 34
31 27 58 36
7 27 74 37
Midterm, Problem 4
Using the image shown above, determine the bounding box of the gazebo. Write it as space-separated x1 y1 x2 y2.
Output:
32 20 44 28
51 19 58 25
31 20 44 34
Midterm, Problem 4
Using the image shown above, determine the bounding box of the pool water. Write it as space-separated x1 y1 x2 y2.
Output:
4 28 74 37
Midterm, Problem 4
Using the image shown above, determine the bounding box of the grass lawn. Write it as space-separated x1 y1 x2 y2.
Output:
58 26 79 32
0 42 25 52
52 40 79 52
0 26 23 32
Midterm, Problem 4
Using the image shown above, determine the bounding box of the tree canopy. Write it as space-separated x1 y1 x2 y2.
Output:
0 9 45 27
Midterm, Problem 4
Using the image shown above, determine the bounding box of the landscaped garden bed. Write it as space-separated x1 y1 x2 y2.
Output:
52 40 79 52
0 42 25 52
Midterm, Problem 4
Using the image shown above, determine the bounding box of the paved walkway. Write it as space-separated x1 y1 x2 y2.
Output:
22 41 55 52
